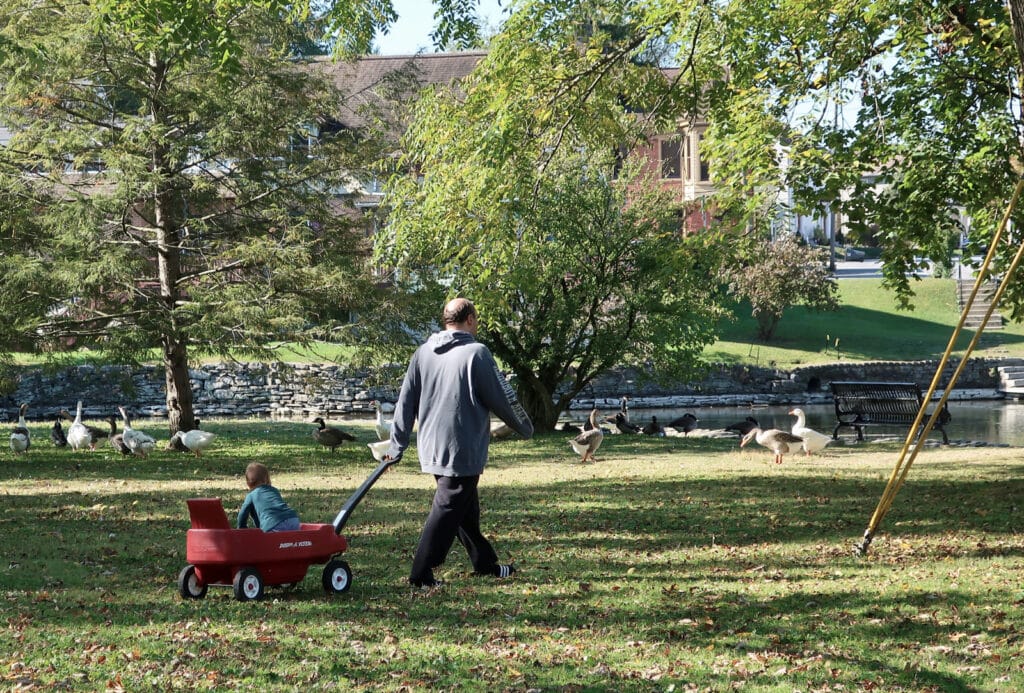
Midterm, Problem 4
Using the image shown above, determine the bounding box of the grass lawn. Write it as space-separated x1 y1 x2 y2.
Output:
707 278 1024 368
3 419 1023 690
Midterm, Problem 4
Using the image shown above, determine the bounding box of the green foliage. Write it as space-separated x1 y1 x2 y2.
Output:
696 0 1024 312
3 419 1024 690
378 11 731 428
0 0 391 428
727 235 840 341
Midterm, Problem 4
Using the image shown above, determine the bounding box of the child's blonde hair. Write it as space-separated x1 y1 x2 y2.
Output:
245 462 270 489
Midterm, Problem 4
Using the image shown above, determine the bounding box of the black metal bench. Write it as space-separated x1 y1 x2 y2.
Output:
830 381 950 444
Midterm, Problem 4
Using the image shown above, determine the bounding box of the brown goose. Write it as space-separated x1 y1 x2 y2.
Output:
108 416 131 456
311 416 356 452
740 426 804 465
570 409 604 463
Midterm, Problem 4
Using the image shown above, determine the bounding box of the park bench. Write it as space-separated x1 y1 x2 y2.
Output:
829 381 951 444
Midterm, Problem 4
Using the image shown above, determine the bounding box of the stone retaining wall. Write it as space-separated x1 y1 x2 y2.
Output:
1 357 1019 421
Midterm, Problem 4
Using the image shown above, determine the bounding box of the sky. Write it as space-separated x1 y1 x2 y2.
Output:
373 0 507 55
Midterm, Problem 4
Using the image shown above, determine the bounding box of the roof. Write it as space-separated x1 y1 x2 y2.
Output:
313 51 485 130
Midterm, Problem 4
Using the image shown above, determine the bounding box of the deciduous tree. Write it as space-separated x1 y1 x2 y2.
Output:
727 236 840 341
378 8 729 430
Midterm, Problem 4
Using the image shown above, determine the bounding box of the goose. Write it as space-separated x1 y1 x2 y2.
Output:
490 421 515 440
371 400 393 442
65 401 94 451
558 420 581 434
641 415 664 436
168 428 217 457
570 409 604 463
166 418 204 453
740 426 804 465
788 408 832 456
108 416 131 456
118 406 156 457
51 416 68 448
724 416 760 438
10 403 30 453
368 440 391 462
311 416 356 452
62 404 109 449
619 396 631 423
667 412 698 435
606 412 640 434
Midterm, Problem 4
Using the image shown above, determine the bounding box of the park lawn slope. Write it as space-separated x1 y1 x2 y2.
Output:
2 418 1023 691
707 277 1024 368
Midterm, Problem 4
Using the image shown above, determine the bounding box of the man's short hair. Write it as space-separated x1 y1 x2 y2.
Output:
443 299 476 326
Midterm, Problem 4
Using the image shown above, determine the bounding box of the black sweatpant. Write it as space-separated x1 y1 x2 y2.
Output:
409 474 499 585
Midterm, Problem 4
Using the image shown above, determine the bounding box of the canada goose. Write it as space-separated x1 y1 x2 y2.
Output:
51 416 68 448
724 416 759 437
108 416 130 456
641 415 664 436
311 416 356 452
740 426 804 465
10 403 30 453
788 408 832 455
606 412 640 434
570 409 604 463
667 412 698 435
118 406 156 457
558 420 581 434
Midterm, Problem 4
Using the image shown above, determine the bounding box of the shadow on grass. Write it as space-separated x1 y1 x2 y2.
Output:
4 424 1021 690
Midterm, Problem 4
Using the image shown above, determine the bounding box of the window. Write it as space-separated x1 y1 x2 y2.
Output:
659 139 681 179
697 133 710 181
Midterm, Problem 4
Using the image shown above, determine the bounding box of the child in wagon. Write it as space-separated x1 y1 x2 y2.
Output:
237 462 301 532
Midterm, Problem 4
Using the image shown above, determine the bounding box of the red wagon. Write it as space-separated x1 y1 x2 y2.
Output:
178 458 395 601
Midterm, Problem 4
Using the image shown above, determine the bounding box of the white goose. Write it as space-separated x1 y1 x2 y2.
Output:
740 426 804 465
118 406 156 457
66 400 93 451
10 403 30 453
788 407 832 456
168 428 217 457
570 409 604 463
372 400 393 442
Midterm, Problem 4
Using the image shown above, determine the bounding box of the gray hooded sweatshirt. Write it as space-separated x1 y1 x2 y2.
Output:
388 329 534 476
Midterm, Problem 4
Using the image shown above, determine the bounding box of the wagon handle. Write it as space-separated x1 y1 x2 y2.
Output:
332 458 399 534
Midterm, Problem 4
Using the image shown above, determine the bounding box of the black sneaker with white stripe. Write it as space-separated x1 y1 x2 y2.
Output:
495 564 516 578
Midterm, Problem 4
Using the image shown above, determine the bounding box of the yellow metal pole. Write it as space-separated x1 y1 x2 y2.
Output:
855 177 1024 556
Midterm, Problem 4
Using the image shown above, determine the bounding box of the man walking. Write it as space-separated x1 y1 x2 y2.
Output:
386 297 534 588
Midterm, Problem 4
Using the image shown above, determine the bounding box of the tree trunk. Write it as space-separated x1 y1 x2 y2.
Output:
515 374 561 431
163 337 195 434
151 52 194 435
1009 0 1024 75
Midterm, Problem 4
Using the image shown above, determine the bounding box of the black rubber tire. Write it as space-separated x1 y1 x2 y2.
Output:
232 567 264 601
321 559 352 594
177 564 207 600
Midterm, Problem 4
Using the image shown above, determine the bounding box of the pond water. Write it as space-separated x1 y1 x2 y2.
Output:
587 400 1024 447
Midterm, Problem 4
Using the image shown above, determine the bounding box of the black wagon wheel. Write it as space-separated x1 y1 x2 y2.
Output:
232 567 265 602
177 564 208 600
321 559 352 594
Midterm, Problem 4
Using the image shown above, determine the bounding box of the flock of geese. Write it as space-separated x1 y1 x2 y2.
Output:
7 400 216 457
9 395 832 465
7 399 390 458
567 397 832 465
